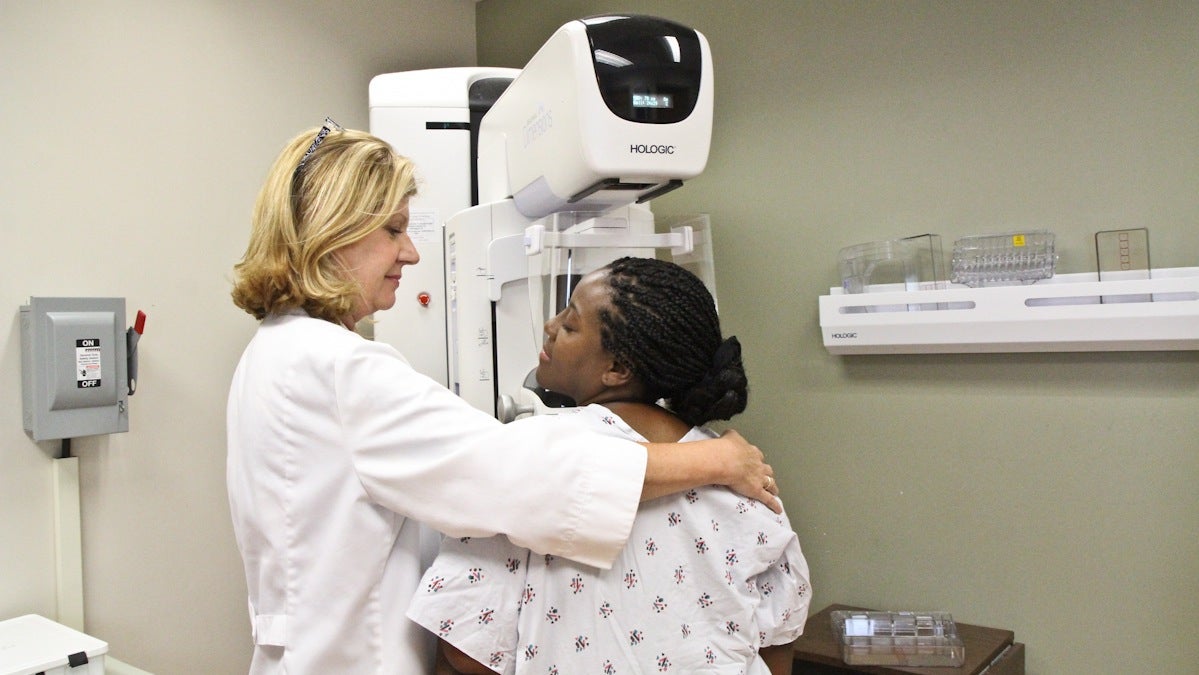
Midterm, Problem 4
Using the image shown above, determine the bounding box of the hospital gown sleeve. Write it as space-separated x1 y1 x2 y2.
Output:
407 535 528 675
754 525 812 646
336 340 646 569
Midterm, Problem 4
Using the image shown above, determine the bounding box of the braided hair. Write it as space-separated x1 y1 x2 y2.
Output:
596 257 748 427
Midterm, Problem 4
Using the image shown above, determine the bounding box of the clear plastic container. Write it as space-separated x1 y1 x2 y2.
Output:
831 610 965 667
839 234 945 294
951 230 1056 287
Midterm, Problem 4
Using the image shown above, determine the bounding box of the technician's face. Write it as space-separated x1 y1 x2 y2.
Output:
536 270 619 406
336 200 419 327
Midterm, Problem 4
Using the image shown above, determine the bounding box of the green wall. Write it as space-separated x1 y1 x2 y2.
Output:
478 2 1199 672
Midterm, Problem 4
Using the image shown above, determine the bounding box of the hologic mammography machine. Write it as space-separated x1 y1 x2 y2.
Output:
369 15 718 420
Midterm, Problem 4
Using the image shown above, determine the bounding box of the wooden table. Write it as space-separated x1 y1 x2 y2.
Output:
792 604 1024 675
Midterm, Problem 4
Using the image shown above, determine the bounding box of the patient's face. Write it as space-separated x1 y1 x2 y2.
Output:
536 270 618 406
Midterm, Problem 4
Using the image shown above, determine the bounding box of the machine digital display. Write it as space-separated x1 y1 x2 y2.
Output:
632 92 674 109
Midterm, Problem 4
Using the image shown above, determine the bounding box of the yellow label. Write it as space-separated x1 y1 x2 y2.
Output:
1012 234 1026 247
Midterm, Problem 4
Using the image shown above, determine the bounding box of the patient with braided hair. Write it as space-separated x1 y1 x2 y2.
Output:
408 257 811 675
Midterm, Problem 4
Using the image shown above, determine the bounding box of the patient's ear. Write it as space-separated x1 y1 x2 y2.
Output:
600 359 634 387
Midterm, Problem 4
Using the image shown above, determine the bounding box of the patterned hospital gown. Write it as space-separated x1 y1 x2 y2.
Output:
407 404 812 674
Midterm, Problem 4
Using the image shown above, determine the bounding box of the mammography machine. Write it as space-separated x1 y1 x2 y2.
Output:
369 15 717 420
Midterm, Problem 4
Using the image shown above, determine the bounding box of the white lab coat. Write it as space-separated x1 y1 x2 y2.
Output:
226 311 646 674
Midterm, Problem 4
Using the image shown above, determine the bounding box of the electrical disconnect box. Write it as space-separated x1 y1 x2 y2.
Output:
20 297 129 441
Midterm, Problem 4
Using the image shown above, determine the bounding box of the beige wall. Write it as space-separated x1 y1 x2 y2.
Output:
479 2 1199 674
0 1 478 672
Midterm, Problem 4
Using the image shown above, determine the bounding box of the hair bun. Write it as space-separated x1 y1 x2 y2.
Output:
713 336 741 371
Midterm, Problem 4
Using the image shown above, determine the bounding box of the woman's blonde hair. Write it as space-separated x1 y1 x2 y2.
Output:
231 123 417 323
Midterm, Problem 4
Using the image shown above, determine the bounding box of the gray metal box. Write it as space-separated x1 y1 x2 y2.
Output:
20 297 129 441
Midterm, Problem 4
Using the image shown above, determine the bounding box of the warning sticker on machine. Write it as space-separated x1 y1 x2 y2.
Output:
408 208 438 245
76 338 102 388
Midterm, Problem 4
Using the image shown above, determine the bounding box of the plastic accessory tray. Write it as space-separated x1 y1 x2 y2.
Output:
831 609 966 667
951 231 1056 287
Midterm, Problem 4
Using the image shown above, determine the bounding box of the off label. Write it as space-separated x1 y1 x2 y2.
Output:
76 338 102 388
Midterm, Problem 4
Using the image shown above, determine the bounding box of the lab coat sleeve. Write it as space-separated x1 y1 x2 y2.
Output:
336 341 647 569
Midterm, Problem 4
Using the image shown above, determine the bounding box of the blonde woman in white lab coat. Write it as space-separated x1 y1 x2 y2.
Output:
226 120 780 675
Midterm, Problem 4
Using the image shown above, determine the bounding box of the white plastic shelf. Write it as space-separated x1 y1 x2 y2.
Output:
819 267 1199 354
